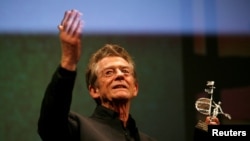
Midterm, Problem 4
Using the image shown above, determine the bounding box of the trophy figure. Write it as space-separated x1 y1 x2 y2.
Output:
195 81 231 131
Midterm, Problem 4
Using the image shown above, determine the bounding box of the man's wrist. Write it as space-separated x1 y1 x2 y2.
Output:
58 64 77 78
61 61 77 71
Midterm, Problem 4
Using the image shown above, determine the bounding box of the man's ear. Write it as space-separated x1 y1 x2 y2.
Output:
133 82 139 97
88 85 100 99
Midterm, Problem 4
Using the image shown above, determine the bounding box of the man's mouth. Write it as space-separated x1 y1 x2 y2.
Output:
113 85 127 89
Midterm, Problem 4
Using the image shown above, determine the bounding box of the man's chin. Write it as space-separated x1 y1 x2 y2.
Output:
113 95 130 100
112 92 131 100
110 89 135 100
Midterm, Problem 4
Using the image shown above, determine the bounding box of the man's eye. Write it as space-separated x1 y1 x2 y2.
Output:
122 69 130 74
105 70 114 76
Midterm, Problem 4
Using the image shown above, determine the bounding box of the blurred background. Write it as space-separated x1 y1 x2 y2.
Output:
0 0 250 141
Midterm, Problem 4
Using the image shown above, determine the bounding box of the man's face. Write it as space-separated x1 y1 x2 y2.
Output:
90 56 138 103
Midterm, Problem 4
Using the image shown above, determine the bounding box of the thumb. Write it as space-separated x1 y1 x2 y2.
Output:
58 25 64 31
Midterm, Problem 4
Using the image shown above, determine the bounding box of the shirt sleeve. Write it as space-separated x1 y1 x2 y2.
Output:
38 65 78 140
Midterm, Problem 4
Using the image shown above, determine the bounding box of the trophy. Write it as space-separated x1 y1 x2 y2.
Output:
195 81 231 131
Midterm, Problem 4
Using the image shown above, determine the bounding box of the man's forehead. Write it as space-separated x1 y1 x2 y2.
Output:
99 57 128 65
96 57 133 70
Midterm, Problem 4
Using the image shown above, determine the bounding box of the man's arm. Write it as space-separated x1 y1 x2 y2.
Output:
59 9 83 71
37 9 83 140
38 66 77 140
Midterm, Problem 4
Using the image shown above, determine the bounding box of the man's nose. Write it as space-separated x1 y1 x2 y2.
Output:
116 69 124 76
115 69 125 80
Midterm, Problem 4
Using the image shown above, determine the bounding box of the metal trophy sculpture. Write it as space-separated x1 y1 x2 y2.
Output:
195 81 231 121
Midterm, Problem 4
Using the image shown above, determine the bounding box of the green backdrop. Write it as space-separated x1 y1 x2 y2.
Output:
0 34 184 141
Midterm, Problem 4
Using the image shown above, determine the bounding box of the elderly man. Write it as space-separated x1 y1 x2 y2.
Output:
38 9 156 141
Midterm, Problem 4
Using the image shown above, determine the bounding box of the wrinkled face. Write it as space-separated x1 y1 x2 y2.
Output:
89 57 138 103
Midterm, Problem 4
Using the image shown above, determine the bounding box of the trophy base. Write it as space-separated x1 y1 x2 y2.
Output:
195 120 208 132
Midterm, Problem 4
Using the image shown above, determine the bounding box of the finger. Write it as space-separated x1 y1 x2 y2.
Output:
72 14 83 37
205 116 211 124
209 121 218 125
72 20 83 38
60 10 71 30
206 116 212 121
58 25 64 31
63 10 76 32
68 11 82 35
76 20 84 38
208 117 220 125
211 117 219 124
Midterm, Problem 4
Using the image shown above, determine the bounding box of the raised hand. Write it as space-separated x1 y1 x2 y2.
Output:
58 9 84 71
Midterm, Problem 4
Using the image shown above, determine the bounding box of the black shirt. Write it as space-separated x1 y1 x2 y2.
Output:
38 66 156 141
